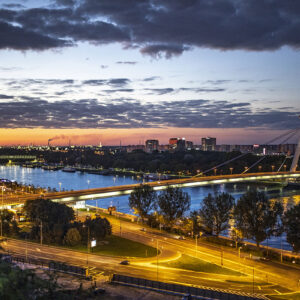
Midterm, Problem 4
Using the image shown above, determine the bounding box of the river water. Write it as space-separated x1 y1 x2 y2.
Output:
1 165 299 250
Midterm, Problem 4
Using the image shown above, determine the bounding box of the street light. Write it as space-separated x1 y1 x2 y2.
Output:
229 167 233 175
83 224 91 275
1 186 5 237
271 165 275 172
156 239 159 281
58 182 62 192
213 168 217 176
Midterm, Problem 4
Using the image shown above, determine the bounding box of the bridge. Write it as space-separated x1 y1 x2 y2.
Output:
3 171 300 207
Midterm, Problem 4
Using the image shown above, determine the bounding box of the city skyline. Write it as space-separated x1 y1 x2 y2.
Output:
0 0 300 145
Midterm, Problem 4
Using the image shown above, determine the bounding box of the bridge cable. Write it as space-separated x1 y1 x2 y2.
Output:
276 129 300 172
242 156 266 174
277 156 288 172
194 128 299 177
277 129 299 146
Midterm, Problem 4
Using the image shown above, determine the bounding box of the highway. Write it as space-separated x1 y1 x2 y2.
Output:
1 213 300 297
2 171 300 206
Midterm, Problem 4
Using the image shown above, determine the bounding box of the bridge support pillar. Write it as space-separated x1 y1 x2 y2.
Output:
290 138 300 172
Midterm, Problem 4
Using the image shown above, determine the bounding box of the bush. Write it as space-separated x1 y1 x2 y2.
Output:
63 228 81 247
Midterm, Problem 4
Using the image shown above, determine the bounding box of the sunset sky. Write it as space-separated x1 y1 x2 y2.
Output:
0 0 299 146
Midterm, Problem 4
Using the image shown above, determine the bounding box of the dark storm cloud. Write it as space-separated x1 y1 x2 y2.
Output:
0 0 299 56
140 44 190 58
0 98 297 129
0 21 69 50
0 94 14 99
1 3 25 9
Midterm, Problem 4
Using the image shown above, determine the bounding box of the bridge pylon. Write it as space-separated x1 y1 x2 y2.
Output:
290 137 300 172
290 117 300 172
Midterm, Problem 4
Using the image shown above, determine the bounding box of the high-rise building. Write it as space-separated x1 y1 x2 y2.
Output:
145 139 159 153
176 138 186 151
186 141 193 149
201 137 216 151
169 137 186 151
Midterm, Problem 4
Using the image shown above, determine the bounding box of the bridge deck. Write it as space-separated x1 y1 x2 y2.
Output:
2 171 300 207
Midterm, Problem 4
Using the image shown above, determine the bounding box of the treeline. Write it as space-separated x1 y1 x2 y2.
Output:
0 147 294 175
1 199 111 247
129 185 300 252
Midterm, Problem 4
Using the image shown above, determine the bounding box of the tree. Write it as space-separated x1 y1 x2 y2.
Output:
23 199 74 225
0 209 20 236
63 228 81 246
83 216 112 242
157 186 191 226
234 189 283 249
129 184 157 221
189 210 206 236
23 199 75 244
198 193 234 236
283 203 300 252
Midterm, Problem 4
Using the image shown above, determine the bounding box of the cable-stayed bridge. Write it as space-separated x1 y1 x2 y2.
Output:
3 171 300 207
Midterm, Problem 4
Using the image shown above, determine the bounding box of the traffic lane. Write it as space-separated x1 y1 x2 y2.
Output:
2 238 291 296
108 219 300 290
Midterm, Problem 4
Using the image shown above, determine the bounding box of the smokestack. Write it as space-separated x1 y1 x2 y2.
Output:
48 138 53 147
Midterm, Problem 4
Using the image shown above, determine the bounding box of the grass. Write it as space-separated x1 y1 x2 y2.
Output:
66 235 158 258
159 254 243 276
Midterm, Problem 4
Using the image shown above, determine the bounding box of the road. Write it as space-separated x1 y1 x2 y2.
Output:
1 213 300 298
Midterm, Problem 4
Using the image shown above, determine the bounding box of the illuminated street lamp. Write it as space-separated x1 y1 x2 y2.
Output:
258 165 262 172
284 164 287 172
58 182 62 192
271 165 275 172
213 168 217 176
229 167 233 175
87 179 90 189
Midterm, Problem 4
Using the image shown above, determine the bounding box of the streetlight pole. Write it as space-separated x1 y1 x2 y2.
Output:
1 186 4 237
40 220 43 245
196 235 198 258
58 182 62 192
156 239 159 281
221 246 223 267
252 267 255 293
87 225 90 274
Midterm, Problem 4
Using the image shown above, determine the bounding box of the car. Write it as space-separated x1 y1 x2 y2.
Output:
140 228 146 232
178 236 186 240
120 260 130 265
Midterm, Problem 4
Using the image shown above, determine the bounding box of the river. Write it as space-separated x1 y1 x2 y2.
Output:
1 165 299 250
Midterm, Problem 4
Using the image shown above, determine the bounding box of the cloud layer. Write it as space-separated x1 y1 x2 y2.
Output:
0 97 297 130
0 0 299 56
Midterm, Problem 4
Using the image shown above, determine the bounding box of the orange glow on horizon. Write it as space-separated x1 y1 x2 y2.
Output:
0 127 285 146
